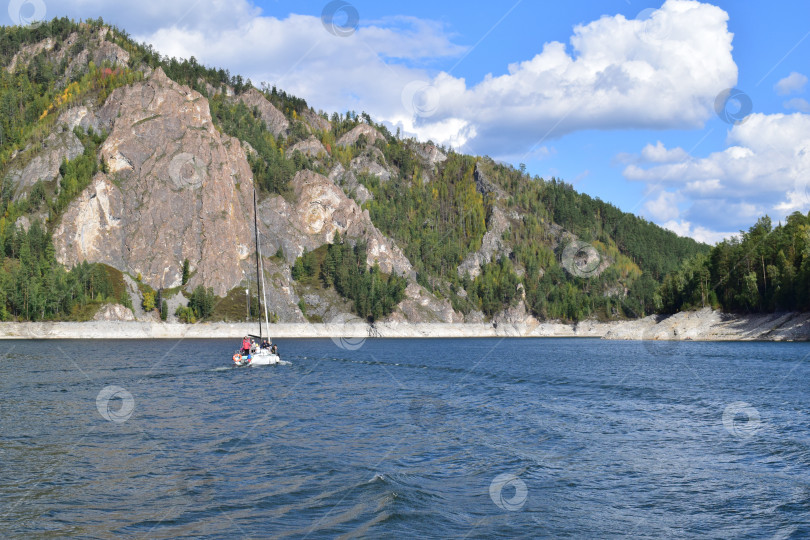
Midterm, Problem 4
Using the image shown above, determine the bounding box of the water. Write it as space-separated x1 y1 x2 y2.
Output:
1 338 809 538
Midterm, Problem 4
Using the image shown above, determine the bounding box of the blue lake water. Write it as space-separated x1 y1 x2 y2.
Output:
1 338 809 538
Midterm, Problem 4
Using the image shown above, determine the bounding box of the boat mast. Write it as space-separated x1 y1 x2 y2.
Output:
253 190 263 341
258 233 271 343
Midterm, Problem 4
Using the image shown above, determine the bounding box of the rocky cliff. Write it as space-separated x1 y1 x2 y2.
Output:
47 62 457 322
53 68 257 296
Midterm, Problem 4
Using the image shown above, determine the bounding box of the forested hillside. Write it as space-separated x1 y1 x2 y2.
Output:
0 17 723 323
660 213 810 313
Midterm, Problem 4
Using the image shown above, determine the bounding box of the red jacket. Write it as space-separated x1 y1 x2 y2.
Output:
242 338 251 350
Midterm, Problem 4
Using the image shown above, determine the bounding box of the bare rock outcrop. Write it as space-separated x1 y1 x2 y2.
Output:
259 170 413 279
492 300 534 326
6 37 55 73
458 206 512 278
53 173 124 266
603 308 810 341
58 105 107 134
7 127 84 200
328 163 373 205
336 124 385 147
350 148 392 182
300 109 331 133
409 141 447 167
289 136 328 158
235 88 289 137
474 162 508 199
390 282 463 323
259 260 307 323
63 30 130 83
53 68 256 296
93 303 136 321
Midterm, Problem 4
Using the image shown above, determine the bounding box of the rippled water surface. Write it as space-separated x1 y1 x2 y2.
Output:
1 338 809 538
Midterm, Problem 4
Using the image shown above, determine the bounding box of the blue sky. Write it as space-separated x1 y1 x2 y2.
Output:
6 0 810 243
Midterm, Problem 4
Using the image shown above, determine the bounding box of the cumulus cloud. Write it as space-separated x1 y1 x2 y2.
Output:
402 0 737 154
775 72 808 96
644 190 682 221
623 112 810 234
641 141 690 163
661 220 733 245
35 0 737 157
785 98 810 113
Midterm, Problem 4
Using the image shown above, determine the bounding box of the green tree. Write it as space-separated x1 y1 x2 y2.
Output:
142 289 156 312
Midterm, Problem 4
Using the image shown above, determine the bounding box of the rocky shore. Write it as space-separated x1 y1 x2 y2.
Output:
1 309 809 341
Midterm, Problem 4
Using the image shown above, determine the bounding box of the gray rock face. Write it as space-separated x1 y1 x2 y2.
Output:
336 124 385 147
410 141 447 167
474 162 508 199
258 170 414 279
289 136 327 158
53 68 257 296
300 109 331 133
329 164 373 205
53 173 124 269
492 300 532 325
458 207 512 278
258 260 307 323
5 37 55 73
58 105 107 134
7 127 84 200
235 88 289 137
350 148 392 182
390 282 463 323
93 303 136 321
63 29 130 84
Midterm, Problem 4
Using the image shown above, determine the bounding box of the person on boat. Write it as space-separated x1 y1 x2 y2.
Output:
261 339 270 349
270 343 278 355
241 336 251 356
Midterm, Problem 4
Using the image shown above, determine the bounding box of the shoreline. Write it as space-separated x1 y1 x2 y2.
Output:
1 309 809 340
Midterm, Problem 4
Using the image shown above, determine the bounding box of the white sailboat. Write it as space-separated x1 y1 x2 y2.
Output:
232 190 282 367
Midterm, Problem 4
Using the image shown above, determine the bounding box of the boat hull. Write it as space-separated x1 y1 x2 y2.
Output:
233 350 281 367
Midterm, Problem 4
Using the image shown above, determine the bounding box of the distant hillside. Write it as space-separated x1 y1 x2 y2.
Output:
0 18 711 324
659 214 810 314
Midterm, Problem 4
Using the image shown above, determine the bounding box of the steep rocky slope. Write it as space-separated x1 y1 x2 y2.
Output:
53 67 257 296
45 60 455 321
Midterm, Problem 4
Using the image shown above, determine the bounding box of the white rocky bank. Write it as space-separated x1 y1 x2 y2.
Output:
1 309 808 340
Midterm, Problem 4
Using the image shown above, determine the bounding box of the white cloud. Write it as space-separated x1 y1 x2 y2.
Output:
785 98 810 113
662 220 733 244
37 0 737 157
641 141 689 163
30 0 259 35
404 0 737 154
775 72 808 95
684 179 723 195
623 112 810 236
644 190 682 221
